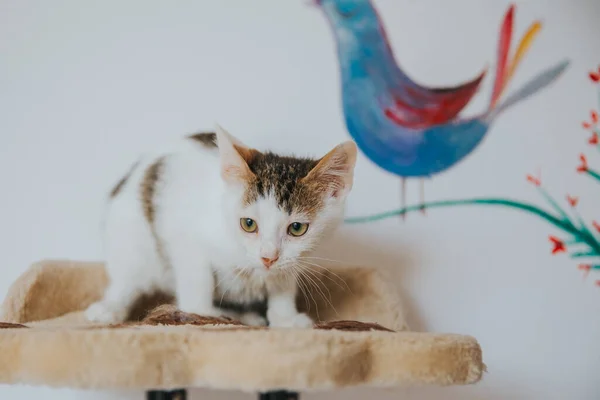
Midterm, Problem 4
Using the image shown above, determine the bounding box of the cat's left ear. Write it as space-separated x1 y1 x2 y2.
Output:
303 140 357 199
215 124 258 184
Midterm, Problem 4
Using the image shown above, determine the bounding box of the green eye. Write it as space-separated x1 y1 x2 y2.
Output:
287 222 309 237
240 218 258 233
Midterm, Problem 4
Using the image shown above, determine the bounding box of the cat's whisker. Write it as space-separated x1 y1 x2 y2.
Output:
302 269 334 319
278 262 297 288
291 265 319 319
214 270 231 290
297 263 339 317
282 268 294 288
296 261 346 292
278 261 314 315
296 270 317 318
297 263 334 298
295 260 351 292
293 266 326 319
297 256 345 264
218 268 245 307
291 267 312 315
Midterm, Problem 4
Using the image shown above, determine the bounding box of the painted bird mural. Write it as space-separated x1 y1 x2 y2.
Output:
314 0 569 212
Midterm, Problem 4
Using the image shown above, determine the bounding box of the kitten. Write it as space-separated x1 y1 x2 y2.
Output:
85 125 357 327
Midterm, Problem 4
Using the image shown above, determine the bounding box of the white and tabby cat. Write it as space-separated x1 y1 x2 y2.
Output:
85 126 357 327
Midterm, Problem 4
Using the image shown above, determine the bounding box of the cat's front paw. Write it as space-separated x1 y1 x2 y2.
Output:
85 301 128 324
239 312 268 327
268 312 314 329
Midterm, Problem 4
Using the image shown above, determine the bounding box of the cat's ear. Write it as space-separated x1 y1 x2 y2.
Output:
303 140 357 198
215 124 258 184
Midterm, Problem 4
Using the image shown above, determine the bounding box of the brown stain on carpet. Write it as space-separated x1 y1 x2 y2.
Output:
331 341 373 386
314 320 394 332
111 305 246 328
126 291 176 322
0 322 28 329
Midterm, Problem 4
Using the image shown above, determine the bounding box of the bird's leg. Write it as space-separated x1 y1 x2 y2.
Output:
419 179 426 215
400 178 406 220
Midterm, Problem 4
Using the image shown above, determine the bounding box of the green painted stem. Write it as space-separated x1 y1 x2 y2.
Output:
571 250 598 258
537 187 575 229
586 169 600 182
344 197 600 256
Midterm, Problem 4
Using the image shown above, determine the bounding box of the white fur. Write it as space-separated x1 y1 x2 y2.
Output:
86 128 356 328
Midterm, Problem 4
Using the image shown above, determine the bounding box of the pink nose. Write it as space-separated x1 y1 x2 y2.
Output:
261 257 279 269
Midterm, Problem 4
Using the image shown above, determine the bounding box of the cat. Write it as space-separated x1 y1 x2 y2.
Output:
85 125 357 327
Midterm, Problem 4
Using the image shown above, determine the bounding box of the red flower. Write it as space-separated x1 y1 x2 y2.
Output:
592 220 600 233
595 280 600 287
577 154 588 173
526 172 541 186
579 264 592 278
589 133 599 145
590 66 600 83
582 111 598 130
549 236 566 254
566 195 579 207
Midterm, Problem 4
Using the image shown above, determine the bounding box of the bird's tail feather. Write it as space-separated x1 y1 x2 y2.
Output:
502 21 542 97
490 4 514 108
490 3 546 110
486 59 570 121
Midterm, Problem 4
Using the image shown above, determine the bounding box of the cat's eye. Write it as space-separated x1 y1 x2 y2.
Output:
240 218 258 233
287 222 309 237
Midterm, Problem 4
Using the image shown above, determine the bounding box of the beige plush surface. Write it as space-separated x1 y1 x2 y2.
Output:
0 260 485 392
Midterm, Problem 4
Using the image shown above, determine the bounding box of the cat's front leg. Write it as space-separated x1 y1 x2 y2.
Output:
172 255 222 318
266 278 313 328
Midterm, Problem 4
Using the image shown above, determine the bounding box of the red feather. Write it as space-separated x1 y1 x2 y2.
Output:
490 5 515 107
385 71 486 129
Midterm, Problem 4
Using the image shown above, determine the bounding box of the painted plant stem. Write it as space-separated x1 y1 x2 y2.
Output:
345 198 560 224
344 198 600 256
585 169 600 182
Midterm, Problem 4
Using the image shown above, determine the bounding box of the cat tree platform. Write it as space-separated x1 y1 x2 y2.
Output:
0 260 484 399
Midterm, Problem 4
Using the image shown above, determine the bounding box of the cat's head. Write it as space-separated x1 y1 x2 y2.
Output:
215 125 357 274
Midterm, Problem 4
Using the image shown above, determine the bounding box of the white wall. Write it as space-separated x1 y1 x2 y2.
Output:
1 0 599 399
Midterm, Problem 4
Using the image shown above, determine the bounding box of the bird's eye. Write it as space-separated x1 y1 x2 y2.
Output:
287 222 309 237
240 218 258 233
335 6 358 19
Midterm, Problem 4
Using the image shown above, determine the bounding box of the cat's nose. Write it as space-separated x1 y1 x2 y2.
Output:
261 256 279 269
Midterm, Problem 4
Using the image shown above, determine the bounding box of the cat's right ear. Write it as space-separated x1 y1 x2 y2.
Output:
215 124 257 184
